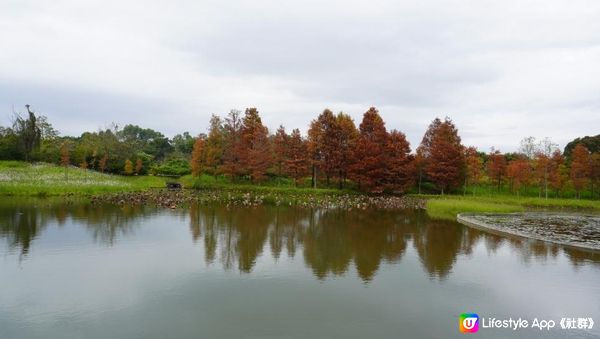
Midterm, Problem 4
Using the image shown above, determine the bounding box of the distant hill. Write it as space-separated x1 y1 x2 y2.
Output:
564 134 600 158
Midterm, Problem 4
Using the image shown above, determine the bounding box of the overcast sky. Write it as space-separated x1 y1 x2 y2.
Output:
1 0 599 152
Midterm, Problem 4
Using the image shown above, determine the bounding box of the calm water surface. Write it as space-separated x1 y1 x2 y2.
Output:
1 199 599 339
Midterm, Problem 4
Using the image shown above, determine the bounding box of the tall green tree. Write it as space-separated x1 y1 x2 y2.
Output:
13 105 42 161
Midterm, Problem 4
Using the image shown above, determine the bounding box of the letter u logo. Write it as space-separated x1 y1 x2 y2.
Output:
459 313 479 333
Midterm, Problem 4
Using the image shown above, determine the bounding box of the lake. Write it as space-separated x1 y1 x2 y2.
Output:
1 200 599 339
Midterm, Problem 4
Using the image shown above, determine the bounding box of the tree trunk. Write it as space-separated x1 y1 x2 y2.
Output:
544 170 548 199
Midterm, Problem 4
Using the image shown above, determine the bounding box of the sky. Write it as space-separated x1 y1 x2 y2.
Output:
1 0 599 152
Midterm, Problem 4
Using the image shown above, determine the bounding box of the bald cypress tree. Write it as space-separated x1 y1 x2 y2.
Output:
240 108 272 183
285 129 309 186
386 129 414 193
570 144 591 199
424 117 464 194
350 107 389 193
191 137 205 177
221 110 243 180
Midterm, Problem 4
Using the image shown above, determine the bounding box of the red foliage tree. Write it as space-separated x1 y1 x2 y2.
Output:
487 150 507 191
590 152 600 199
424 117 464 194
284 129 309 186
570 144 591 199
464 146 482 194
307 119 322 188
221 110 244 180
273 125 289 179
506 158 531 196
349 107 389 193
240 108 272 183
533 153 550 198
307 109 341 186
549 149 567 197
386 129 414 193
191 137 205 177
415 118 442 193
60 141 71 180
336 113 358 189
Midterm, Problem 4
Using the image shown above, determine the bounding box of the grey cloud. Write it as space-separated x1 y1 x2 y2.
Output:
0 0 599 152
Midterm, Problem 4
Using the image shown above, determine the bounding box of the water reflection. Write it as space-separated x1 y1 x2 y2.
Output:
1 200 599 282
0 200 149 255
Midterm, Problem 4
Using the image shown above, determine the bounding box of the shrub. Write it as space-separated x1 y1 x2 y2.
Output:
150 158 191 176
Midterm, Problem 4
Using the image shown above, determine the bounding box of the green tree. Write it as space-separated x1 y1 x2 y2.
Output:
13 105 42 161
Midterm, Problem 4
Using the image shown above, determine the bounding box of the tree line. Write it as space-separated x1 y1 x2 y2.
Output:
1 105 599 198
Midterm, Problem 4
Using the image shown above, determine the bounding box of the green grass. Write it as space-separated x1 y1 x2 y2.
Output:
180 174 355 196
425 198 524 220
3 161 600 220
0 161 165 196
418 193 600 220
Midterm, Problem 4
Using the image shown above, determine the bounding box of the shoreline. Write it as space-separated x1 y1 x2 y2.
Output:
88 188 427 210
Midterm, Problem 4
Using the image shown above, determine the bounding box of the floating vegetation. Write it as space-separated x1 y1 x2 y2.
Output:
458 213 600 251
91 188 426 210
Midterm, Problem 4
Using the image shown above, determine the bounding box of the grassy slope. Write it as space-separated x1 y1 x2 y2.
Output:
0 161 165 196
417 194 600 220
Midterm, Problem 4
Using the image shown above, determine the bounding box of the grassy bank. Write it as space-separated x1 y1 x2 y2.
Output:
179 174 354 196
0 161 165 196
418 194 600 220
0 161 355 198
3 161 599 220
